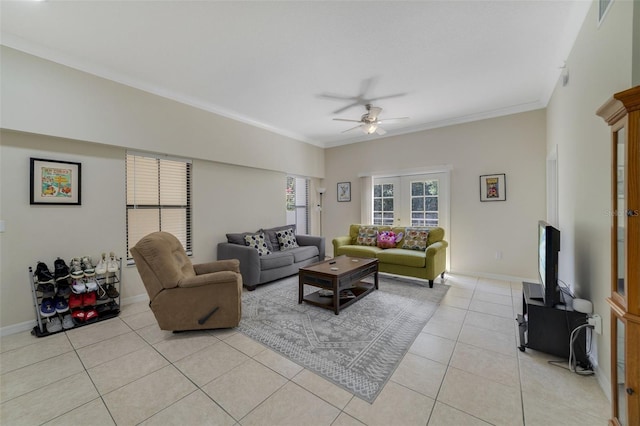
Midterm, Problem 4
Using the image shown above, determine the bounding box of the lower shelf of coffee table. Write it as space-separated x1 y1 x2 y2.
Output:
302 282 375 313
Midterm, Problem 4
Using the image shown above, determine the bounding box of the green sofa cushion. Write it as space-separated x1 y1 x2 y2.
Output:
376 248 426 268
335 244 383 258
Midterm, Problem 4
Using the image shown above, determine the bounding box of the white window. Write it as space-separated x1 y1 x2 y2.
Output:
286 176 309 234
126 152 192 260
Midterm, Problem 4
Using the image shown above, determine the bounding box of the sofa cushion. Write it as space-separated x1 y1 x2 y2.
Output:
262 225 296 251
349 224 391 244
260 251 294 270
227 231 257 245
276 228 299 250
335 244 383 258
289 245 319 263
402 228 429 251
376 248 426 268
356 226 379 246
244 233 272 256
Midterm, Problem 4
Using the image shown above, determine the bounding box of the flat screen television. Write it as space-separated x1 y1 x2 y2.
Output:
538 220 562 307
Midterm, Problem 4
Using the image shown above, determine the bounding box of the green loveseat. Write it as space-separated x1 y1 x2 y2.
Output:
332 224 448 288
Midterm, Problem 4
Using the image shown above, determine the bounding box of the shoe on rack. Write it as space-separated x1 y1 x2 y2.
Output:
81 256 95 277
85 308 99 322
107 252 119 273
106 284 119 299
68 293 83 309
71 279 86 294
69 258 84 279
71 309 85 325
97 283 108 301
95 253 107 275
83 291 97 307
62 314 74 330
40 298 56 317
34 262 54 283
46 316 62 333
97 301 119 316
54 258 70 282
53 296 69 313
85 278 98 292
57 283 71 298
37 283 56 298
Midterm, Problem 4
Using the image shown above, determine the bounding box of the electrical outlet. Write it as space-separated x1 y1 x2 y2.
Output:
495 251 502 260
588 314 602 334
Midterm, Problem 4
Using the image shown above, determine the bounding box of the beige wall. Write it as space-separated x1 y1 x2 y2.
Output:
324 109 547 279
546 0 634 398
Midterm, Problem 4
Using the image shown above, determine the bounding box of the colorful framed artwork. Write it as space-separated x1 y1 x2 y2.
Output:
30 158 82 205
337 182 351 202
479 173 506 202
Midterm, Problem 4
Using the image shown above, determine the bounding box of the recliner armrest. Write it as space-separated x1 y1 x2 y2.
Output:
194 259 240 275
178 270 241 288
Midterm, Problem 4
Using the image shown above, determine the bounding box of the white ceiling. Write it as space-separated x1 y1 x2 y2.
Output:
0 0 590 148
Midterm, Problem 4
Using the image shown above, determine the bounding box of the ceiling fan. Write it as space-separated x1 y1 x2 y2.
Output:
333 104 409 136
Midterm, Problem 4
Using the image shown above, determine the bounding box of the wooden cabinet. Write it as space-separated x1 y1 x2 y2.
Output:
597 86 640 426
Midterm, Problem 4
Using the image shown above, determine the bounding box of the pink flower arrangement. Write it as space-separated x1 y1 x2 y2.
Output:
377 230 403 249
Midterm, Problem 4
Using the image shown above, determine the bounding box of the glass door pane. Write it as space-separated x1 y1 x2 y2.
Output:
373 178 398 226
616 318 627 424
616 127 626 298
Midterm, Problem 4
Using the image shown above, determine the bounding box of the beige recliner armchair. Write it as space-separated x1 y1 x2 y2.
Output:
130 232 242 331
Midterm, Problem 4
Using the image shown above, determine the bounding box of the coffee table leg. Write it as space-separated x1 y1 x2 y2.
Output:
334 279 339 315
298 274 303 304
374 270 379 290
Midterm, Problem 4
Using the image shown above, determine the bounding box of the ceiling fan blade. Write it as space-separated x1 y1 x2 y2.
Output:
375 127 387 135
367 92 407 103
378 117 410 123
333 118 363 123
341 125 363 133
332 102 361 114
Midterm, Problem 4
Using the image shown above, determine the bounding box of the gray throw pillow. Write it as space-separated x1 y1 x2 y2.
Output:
262 224 297 251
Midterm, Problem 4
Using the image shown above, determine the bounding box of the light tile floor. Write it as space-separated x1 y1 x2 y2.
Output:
0 274 610 425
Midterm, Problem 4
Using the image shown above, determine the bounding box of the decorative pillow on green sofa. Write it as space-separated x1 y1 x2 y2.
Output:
244 233 272 256
357 226 379 246
402 228 429 251
276 228 299 250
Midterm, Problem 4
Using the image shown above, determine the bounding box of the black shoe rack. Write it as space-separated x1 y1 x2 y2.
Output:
29 258 122 338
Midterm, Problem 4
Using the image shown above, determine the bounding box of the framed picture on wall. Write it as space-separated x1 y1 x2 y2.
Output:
30 158 82 205
479 173 506 202
337 182 351 202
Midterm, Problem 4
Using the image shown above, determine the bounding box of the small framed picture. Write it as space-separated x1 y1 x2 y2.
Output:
337 182 351 202
479 173 506 202
30 158 82 205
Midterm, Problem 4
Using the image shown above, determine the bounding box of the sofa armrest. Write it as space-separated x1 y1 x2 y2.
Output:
332 236 351 254
193 259 240 275
217 243 260 286
295 235 325 260
425 241 448 258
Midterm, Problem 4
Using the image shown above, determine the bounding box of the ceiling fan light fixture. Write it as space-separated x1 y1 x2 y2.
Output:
362 123 378 134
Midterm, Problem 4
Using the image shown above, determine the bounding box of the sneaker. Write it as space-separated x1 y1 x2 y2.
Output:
107 252 119 273
69 293 83 309
106 284 119 299
62 314 74 329
71 309 85 324
53 258 70 282
95 253 107 275
97 283 108 301
85 308 99 322
85 278 98 292
69 258 84 279
34 262 54 283
97 301 120 316
71 279 86 294
57 283 71 298
40 298 56 317
81 256 95 277
46 316 62 333
53 296 69 313
37 283 56 298
83 291 97 307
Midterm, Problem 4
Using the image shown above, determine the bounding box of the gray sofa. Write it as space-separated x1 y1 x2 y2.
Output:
217 225 325 291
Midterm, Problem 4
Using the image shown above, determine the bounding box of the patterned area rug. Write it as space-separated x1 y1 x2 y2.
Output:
238 274 449 403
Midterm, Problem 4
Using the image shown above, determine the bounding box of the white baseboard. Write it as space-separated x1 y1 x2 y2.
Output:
447 269 535 283
590 354 612 403
0 295 150 337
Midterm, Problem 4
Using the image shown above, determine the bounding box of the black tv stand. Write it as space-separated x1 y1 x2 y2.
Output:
517 282 589 367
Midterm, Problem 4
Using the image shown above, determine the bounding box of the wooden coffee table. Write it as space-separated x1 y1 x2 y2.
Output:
298 255 378 315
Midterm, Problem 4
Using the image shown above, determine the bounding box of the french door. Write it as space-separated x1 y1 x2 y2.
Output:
372 173 449 232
